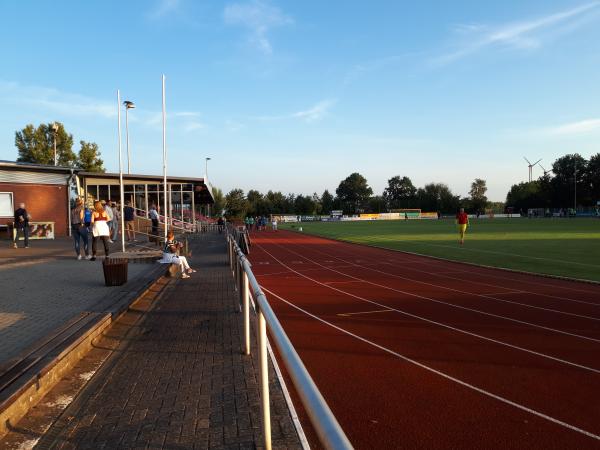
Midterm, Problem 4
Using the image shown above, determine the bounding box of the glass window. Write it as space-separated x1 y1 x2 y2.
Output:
98 185 109 202
110 185 121 202
148 184 158 192
0 192 14 217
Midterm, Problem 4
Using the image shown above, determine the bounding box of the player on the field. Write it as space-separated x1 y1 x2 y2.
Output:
456 208 469 245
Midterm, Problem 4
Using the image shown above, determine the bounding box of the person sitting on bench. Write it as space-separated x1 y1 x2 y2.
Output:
159 229 196 279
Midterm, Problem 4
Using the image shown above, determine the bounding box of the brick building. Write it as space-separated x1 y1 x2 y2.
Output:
0 161 75 237
0 161 215 239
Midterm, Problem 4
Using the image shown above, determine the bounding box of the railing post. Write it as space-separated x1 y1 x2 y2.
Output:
257 307 272 450
243 272 250 355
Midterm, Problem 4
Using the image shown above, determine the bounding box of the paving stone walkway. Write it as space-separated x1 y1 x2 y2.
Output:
24 233 303 449
0 238 160 366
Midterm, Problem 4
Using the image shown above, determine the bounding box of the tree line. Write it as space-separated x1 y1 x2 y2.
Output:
216 173 494 219
506 153 600 211
14 122 105 172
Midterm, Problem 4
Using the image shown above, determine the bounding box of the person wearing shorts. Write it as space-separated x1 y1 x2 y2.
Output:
456 208 469 245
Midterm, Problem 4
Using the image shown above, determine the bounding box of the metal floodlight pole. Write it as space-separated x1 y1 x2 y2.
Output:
574 161 577 212
205 157 211 218
124 100 135 174
52 122 59 166
117 90 126 253
162 75 168 241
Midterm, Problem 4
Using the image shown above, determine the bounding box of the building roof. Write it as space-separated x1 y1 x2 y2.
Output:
0 160 79 174
79 171 206 184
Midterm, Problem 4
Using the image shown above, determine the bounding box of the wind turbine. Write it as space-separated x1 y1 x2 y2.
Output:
524 157 542 182
539 163 551 177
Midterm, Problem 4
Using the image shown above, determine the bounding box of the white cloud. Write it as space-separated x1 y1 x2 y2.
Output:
0 80 115 118
252 99 336 123
148 0 180 20
434 2 600 65
292 100 336 123
183 121 206 132
549 118 600 136
224 0 292 54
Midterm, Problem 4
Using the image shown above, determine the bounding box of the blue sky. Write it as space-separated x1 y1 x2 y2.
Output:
1 0 600 201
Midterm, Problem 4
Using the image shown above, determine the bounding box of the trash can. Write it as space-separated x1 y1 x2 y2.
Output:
103 258 128 286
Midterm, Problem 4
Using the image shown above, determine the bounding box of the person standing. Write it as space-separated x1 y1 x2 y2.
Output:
272 217 278 231
111 201 120 242
124 200 136 241
102 200 114 243
149 204 160 245
13 202 30 248
71 198 90 260
456 208 470 245
91 201 110 261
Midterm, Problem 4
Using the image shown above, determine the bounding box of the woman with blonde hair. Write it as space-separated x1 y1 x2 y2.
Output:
159 229 195 278
90 200 110 261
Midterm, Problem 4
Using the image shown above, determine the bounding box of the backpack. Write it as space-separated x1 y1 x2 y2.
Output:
84 208 92 225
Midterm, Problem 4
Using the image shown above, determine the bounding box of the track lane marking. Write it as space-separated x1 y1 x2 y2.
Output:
337 309 394 317
279 243 600 322
252 244 600 372
261 285 600 443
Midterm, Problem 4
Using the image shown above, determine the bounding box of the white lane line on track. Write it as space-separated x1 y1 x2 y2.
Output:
261 286 600 442
378 261 600 307
337 309 394 317
253 244 600 371
282 244 600 323
265 242 600 341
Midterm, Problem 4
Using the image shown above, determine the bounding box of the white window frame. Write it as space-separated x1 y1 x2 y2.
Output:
0 192 14 217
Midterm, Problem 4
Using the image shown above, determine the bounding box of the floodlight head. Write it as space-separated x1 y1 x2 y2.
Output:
206 157 211 161
123 100 135 109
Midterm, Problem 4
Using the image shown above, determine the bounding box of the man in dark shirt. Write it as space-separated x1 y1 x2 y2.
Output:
13 202 30 248
124 200 136 241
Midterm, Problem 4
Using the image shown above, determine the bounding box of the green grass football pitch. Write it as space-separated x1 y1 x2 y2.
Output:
280 218 600 282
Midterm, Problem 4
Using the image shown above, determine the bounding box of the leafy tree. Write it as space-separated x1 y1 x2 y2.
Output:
15 122 77 166
77 141 105 172
224 188 248 219
366 195 386 213
416 183 460 213
294 195 316 215
585 153 600 203
383 176 416 210
265 191 289 213
321 190 334 214
551 154 588 207
469 178 488 212
246 189 263 216
336 172 373 214
211 187 225 216
505 181 544 211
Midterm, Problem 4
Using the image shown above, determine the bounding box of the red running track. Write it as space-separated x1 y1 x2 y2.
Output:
248 230 600 450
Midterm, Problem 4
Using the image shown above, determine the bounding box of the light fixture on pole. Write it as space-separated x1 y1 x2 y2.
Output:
123 100 135 174
205 157 211 181
51 122 60 166
162 75 168 242
117 91 126 252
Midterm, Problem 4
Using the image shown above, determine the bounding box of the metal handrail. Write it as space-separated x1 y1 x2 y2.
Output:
226 232 353 450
